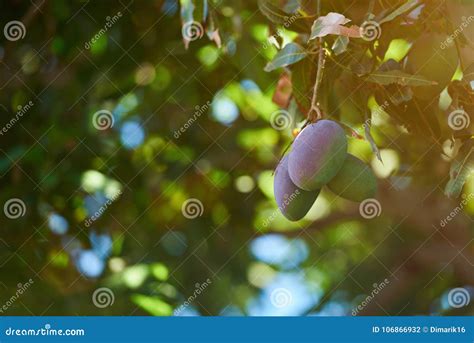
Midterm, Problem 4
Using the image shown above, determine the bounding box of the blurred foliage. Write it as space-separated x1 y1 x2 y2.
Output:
0 0 473 316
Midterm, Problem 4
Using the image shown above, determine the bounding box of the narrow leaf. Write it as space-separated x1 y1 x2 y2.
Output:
365 70 436 86
364 123 383 163
264 43 307 72
257 0 312 33
379 0 420 24
445 141 474 198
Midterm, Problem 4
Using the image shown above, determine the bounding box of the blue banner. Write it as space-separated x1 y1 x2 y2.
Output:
0 316 472 342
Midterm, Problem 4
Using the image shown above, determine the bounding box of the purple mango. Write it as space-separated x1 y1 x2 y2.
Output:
288 120 347 190
274 155 319 221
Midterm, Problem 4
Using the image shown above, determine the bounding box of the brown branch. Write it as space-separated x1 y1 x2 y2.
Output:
308 43 325 121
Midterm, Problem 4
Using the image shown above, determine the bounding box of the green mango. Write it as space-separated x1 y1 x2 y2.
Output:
327 154 377 202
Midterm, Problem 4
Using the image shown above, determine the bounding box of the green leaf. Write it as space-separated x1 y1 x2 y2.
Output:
257 0 312 33
264 43 307 72
291 57 316 113
151 263 169 281
379 0 420 24
131 294 173 316
387 85 413 105
332 36 349 55
365 70 436 86
258 0 288 24
445 141 474 198
364 122 382 163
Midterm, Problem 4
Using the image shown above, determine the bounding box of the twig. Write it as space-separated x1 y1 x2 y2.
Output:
308 42 325 121
308 0 326 122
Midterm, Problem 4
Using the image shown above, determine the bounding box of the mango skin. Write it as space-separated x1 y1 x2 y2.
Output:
327 154 377 202
288 120 347 191
274 155 319 221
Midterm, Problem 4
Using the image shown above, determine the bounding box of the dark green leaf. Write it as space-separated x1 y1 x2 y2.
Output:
379 0 420 24
257 0 312 33
445 140 474 198
365 70 436 86
291 57 316 113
